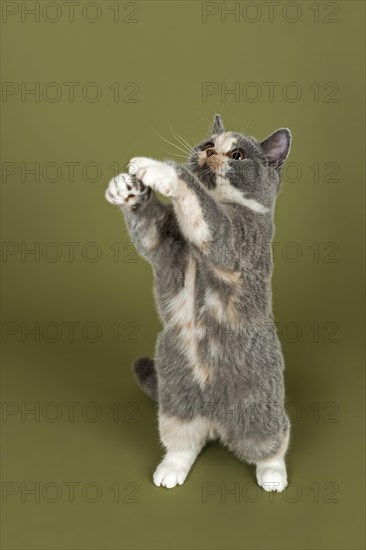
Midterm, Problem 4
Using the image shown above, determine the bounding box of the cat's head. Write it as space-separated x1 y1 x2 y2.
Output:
188 115 291 212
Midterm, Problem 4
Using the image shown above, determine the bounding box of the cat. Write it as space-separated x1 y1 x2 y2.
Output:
106 115 291 492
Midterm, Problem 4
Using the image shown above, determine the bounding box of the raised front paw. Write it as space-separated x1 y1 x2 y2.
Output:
129 158 178 198
105 172 149 209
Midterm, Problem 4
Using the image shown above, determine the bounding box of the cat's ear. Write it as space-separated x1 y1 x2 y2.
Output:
260 129 291 168
212 114 225 134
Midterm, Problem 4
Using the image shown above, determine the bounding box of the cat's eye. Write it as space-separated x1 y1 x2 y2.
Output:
201 142 215 151
228 148 245 160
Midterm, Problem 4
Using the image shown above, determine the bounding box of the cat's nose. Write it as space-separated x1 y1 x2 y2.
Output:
206 148 216 157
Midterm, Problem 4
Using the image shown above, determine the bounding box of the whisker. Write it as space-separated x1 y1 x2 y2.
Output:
167 127 193 156
243 120 256 136
154 130 191 156
169 124 193 152
160 147 188 159
199 113 213 134
165 124 192 154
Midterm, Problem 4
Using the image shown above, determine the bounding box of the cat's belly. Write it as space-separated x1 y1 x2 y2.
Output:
159 253 243 388
157 252 278 391
161 254 210 387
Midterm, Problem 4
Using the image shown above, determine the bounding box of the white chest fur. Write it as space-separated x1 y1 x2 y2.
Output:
165 255 210 387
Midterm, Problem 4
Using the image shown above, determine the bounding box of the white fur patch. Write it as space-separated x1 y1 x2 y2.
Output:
204 288 227 323
154 414 215 488
210 265 241 285
174 182 211 248
128 157 179 197
210 176 268 213
165 255 196 328
165 255 210 387
138 164 178 197
128 156 160 175
159 414 215 450
214 132 236 154
202 283 242 337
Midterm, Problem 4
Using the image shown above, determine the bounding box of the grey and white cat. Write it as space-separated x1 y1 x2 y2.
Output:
106 115 291 492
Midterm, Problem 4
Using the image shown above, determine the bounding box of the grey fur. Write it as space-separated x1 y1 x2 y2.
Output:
133 357 157 400
114 115 291 466
212 113 226 134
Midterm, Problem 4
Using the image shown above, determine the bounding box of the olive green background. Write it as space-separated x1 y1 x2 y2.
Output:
1 1 365 549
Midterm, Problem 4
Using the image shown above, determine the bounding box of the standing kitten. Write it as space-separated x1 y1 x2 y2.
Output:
106 115 291 492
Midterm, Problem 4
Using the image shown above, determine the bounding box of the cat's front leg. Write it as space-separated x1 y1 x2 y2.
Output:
106 171 185 269
129 159 236 270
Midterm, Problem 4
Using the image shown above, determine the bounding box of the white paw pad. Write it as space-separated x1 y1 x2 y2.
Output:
105 172 148 207
153 462 188 489
257 466 288 492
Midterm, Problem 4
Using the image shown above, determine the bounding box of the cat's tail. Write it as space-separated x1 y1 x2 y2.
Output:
132 357 158 401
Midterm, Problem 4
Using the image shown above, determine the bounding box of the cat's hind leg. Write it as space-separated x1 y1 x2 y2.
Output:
255 430 290 492
153 413 212 489
225 421 290 493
